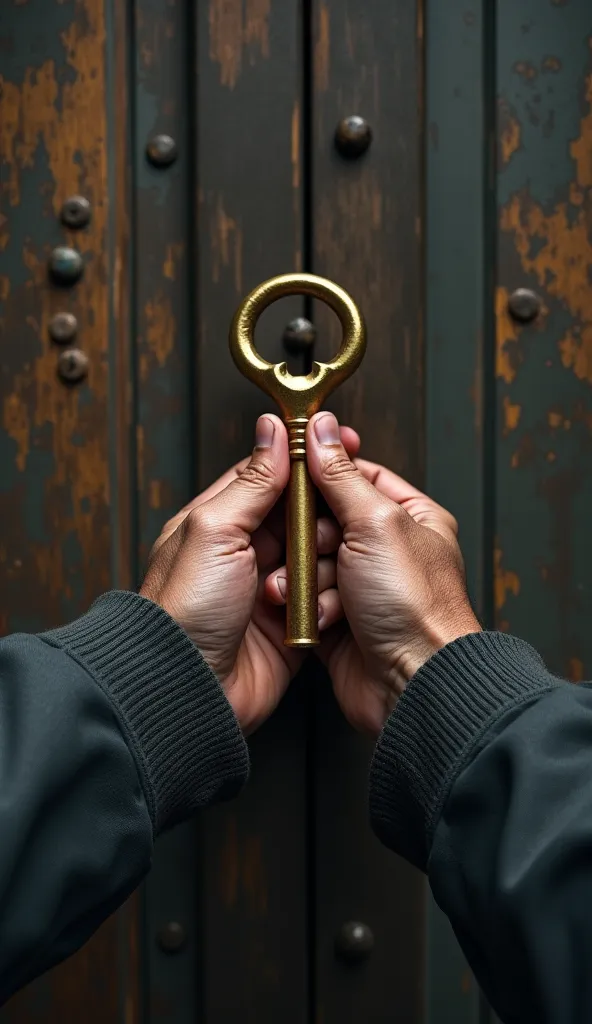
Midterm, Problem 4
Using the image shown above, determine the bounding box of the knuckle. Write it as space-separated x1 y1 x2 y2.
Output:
447 512 459 536
402 496 429 520
239 456 277 488
321 452 357 481
184 505 213 536
160 514 179 537
369 499 408 533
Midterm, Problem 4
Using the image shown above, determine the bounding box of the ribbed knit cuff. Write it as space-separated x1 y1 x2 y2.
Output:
41 591 249 835
369 631 563 871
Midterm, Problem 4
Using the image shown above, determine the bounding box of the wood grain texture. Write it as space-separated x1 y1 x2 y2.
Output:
310 3 425 1022
132 2 200 1021
424 1 492 1020
134 0 194 575
195 2 309 1020
495 1 592 680
0 0 112 629
0 1 138 1020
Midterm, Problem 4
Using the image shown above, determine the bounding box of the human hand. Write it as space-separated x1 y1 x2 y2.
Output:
266 412 481 736
140 414 359 735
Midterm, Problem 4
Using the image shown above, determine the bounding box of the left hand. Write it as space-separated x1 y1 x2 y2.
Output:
140 414 360 734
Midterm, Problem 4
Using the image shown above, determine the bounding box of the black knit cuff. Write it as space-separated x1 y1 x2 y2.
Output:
369 631 563 871
41 591 249 835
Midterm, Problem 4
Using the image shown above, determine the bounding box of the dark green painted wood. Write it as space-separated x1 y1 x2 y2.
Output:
131 1 199 1021
0 1 139 1020
2 2 590 1021
194 3 309 1020
425 1 494 1022
310 2 425 1021
495 2 592 668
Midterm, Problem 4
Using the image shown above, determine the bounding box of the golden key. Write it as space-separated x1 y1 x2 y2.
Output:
229 273 366 648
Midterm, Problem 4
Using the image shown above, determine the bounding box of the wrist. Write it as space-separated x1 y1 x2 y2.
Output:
396 610 482 690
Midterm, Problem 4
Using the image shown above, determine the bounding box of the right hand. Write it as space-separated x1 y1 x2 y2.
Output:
266 412 481 736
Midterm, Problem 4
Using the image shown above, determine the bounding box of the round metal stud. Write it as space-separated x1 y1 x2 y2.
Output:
508 288 542 323
49 312 78 345
334 116 373 158
61 196 91 230
146 134 178 168
57 348 88 384
335 921 374 963
157 921 187 953
283 316 317 353
49 246 84 286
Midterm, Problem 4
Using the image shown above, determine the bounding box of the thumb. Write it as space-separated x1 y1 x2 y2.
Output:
203 414 289 534
307 412 380 527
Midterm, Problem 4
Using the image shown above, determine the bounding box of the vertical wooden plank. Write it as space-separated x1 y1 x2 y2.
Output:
490 6 592 1020
495 3 592 674
310 3 425 1021
195 3 308 1020
0 0 138 1021
132 2 199 1022
425 1 492 1021
134 0 194 572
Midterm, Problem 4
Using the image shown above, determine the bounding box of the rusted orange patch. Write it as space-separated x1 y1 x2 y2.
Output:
494 546 521 612
568 657 584 682
209 0 271 88
496 287 521 383
503 395 521 432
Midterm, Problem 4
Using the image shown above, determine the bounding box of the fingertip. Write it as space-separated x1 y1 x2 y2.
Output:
267 412 287 438
309 411 341 447
318 588 344 631
248 413 290 494
265 569 287 606
340 426 361 457
254 412 287 448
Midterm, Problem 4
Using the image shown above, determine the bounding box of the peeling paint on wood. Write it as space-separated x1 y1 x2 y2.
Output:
314 3 330 93
503 395 522 432
209 0 271 89
197 3 309 1019
0 1 138 1019
210 196 243 292
312 3 424 1022
0 0 113 622
569 657 584 682
494 547 521 611
496 2 592 673
496 286 521 382
499 101 522 165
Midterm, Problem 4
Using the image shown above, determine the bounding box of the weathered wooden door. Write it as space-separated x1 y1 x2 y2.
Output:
1 1 590 1021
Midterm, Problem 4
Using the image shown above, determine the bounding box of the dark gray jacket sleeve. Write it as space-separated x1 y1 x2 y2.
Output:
0 591 248 1005
369 631 592 1024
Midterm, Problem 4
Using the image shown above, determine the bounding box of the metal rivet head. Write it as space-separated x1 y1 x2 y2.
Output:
335 921 374 963
49 312 78 345
49 246 84 286
283 317 316 353
508 288 542 323
57 348 88 384
61 196 91 230
146 134 178 168
334 116 373 158
157 921 187 953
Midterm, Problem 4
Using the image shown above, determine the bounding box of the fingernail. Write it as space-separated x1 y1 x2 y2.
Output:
276 575 286 599
314 413 340 446
255 416 275 448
